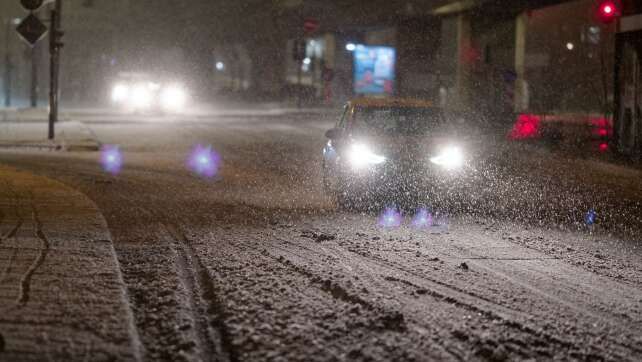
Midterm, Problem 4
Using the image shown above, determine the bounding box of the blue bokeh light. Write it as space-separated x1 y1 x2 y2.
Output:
412 208 433 229
100 145 123 175
585 208 596 226
378 207 403 228
187 144 221 178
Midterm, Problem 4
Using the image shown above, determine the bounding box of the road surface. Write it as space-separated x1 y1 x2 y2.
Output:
1 109 641 361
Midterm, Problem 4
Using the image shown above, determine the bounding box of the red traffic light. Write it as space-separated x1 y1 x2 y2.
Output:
597 1 620 23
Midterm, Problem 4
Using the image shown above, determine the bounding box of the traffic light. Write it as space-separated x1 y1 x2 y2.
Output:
596 1 621 23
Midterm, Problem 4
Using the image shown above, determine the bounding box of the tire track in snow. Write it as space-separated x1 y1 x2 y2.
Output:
164 223 237 362
264 232 615 359
217 232 472 361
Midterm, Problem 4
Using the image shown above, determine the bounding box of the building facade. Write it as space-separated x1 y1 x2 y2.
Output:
614 1 642 158
276 0 618 122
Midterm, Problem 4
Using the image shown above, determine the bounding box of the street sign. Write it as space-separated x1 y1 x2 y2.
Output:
303 18 319 34
16 14 48 46
21 0 44 11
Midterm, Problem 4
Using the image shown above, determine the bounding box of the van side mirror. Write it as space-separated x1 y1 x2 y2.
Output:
325 128 341 139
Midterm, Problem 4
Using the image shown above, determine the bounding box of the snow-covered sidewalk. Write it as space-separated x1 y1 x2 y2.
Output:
0 108 100 151
0 166 141 361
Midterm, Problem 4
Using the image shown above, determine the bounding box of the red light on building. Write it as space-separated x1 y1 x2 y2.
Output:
509 114 541 140
597 1 620 23
590 117 610 128
599 143 609 152
590 117 613 138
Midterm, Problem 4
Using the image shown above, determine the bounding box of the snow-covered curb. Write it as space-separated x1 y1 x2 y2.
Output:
0 166 141 361
0 120 100 151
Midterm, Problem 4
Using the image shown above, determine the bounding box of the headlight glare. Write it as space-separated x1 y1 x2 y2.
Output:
130 84 153 109
348 143 386 168
112 84 129 103
430 146 464 169
161 85 187 111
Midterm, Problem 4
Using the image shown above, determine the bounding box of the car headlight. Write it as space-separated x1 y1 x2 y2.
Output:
112 84 129 103
130 84 153 109
430 146 464 169
161 85 187 111
348 143 386 168
148 82 161 91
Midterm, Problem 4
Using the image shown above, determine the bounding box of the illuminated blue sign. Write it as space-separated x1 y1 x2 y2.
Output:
353 45 396 95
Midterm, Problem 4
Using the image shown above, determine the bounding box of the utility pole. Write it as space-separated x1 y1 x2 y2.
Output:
30 42 38 107
297 54 302 109
4 19 14 108
48 0 63 140
294 38 305 109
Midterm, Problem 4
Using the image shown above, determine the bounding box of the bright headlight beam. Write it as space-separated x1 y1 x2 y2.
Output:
112 84 129 103
348 143 386 168
130 84 153 109
161 85 187 111
430 146 464 169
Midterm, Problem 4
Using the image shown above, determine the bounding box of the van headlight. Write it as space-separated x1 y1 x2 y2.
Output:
130 84 153 109
161 85 187 111
348 143 386 168
111 84 129 103
430 146 464 169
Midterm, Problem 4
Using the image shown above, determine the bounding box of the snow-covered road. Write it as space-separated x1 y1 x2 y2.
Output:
1 109 640 361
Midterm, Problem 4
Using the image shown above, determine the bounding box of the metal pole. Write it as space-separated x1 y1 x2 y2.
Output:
297 58 302 108
4 19 12 108
30 43 38 108
48 0 62 140
612 27 623 154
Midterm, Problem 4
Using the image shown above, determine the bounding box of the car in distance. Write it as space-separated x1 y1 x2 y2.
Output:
110 72 188 114
322 98 469 208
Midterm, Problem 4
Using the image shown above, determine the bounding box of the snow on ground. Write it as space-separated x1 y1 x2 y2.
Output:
0 110 640 361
